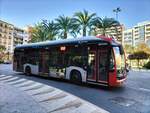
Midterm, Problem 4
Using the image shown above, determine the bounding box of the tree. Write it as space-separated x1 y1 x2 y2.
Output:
42 20 59 40
30 23 47 42
135 43 150 55
55 15 74 39
93 17 120 37
30 20 58 42
0 45 5 62
0 45 5 52
124 44 134 54
73 10 96 36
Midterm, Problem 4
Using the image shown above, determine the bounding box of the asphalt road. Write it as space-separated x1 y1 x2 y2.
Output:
0 64 150 113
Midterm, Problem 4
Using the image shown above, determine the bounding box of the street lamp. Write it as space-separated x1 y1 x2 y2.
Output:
113 7 122 43
113 7 121 20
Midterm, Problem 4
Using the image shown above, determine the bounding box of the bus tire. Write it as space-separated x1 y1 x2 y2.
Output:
70 70 82 85
25 66 31 76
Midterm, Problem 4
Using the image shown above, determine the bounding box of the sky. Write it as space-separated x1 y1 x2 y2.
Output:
0 0 150 29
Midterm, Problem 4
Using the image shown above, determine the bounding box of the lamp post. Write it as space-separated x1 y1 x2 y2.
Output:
113 7 121 20
113 7 122 43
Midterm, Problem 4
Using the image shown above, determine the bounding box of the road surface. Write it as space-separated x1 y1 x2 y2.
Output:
0 64 150 113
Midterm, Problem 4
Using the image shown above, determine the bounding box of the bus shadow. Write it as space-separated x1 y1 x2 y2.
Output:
14 72 126 93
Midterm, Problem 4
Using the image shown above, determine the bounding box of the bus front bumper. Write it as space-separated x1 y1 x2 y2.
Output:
116 77 127 86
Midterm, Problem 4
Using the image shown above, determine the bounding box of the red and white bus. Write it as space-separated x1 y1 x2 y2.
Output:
13 36 127 87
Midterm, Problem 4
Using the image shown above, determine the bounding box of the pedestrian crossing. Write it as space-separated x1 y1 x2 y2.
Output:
0 74 109 113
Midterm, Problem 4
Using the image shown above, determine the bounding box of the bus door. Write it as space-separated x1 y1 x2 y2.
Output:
39 50 49 76
15 50 24 71
87 51 97 81
98 47 109 83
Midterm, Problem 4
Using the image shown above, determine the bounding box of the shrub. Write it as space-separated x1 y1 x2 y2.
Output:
0 60 4 64
143 61 150 69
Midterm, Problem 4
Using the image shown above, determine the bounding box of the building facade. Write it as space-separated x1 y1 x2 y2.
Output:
0 20 14 54
0 20 29 60
123 21 150 46
96 24 125 43
123 29 133 46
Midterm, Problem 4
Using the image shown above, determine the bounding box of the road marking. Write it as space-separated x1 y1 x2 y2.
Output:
0 76 14 81
0 75 7 77
2 77 19 82
41 95 77 112
128 86 150 93
34 90 63 102
14 80 35 87
0 74 109 113
48 99 82 113
24 84 44 91
20 83 43 91
32 88 55 96
8 79 28 85
40 93 67 103
139 88 150 92
26 86 55 96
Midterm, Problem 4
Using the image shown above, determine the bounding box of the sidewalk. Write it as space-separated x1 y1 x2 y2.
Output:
0 82 47 113
0 75 109 113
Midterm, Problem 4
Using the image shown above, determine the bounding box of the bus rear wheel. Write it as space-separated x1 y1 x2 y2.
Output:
25 66 31 76
70 70 82 85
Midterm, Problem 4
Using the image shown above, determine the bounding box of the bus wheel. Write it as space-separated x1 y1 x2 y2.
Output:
25 66 31 76
70 70 82 85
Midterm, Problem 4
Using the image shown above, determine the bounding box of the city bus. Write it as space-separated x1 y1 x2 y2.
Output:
13 36 127 87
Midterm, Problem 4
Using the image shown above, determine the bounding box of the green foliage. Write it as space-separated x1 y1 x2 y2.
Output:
0 45 5 52
42 20 59 40
0 45 5 62
55 15 75 39
124 44 134 54
30 20 58 42
135 43 150 55
0 60 4 64
30 10 121 42
143 61 150 69
73 10 96 36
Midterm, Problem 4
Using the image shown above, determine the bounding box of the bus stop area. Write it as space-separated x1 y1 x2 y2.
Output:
0 74 109 113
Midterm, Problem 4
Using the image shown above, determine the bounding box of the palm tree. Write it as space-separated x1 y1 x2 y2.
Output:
30 20 58 42
93 17 120 36
55 15 74 39
73 10 96 36
42 20 58 40
30 23 47 42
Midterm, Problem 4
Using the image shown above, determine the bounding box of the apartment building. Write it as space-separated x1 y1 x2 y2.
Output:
26 26 33 42
96 24 125 43
123 21 150 46
123 29 133 46
0 20 14 53
0 20 29 54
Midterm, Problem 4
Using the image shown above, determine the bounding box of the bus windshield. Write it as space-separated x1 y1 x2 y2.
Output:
113 47 125 77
